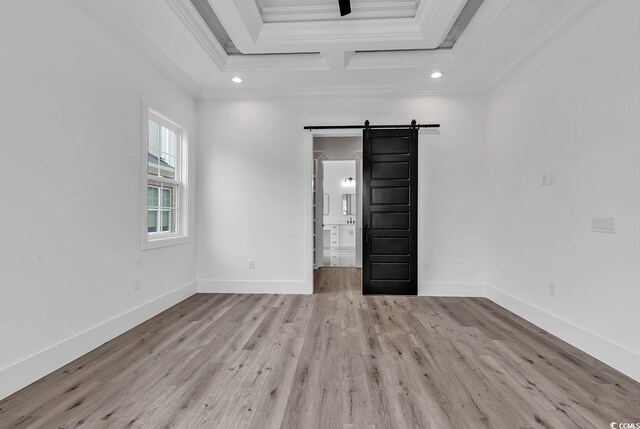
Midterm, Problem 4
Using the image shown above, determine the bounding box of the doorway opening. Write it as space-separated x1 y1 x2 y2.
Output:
307 121 428 296
313 136 363 294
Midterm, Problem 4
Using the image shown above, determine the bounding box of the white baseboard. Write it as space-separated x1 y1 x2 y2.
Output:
198 280 312 295
0 281 197 401
419 282 487 297
487 285 640 382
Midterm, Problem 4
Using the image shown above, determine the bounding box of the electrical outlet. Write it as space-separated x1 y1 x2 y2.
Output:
134 278 141 292
248 259 255 269
549 283 557 297
541 173 548 186
423 263 429 271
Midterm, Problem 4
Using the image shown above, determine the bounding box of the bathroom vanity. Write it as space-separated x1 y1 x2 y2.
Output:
323 223 356 249
323 223 356 267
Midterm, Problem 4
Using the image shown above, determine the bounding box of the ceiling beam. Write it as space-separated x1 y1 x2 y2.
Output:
327 50 349 70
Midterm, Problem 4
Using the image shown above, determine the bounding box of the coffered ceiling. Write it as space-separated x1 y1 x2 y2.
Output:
256 0 422 22
201 0 468 54
70 0 604 98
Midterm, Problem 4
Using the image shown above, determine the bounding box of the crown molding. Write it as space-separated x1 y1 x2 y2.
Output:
199 84 488 100
415 0 439 36
164 0 228 71
234 0 263 42
483 0 605 91
449 0 510 64
69 0 201 100
416 0 466 47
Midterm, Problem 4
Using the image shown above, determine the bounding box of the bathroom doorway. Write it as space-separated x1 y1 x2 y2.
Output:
313 136 363 269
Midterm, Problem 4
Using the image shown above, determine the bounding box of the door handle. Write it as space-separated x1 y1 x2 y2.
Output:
364 225 370 244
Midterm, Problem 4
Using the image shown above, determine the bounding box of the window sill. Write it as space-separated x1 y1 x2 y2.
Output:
142 235 189 251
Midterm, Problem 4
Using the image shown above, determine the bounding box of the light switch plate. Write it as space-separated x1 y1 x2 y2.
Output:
592 217 617 234
542 171 557 186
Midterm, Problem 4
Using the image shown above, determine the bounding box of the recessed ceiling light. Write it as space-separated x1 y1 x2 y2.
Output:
232 76 243 83
430 71 443 79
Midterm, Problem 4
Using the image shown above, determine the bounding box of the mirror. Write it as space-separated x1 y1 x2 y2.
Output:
323 194 329 215
342 194 356 215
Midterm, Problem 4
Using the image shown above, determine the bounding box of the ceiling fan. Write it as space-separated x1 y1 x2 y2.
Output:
338 0 351 16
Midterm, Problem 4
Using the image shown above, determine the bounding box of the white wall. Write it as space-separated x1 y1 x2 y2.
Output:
0 0 198 399
486 0 640 380
322 161 356 225
197 96 487 296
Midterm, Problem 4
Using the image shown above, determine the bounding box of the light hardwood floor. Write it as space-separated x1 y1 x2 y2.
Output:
1 268 639 428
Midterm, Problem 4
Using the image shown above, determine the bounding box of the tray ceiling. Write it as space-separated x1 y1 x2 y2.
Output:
255 0 422 22
200 0 469 55
72 0 603 98
194 0 481 55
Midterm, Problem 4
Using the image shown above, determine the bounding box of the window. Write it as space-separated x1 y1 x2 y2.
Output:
147 186 173 233
142 107 188 249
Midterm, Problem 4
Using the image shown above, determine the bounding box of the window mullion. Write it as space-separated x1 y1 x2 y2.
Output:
157 185 161 234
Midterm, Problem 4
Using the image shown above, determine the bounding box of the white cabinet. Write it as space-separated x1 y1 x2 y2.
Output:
323 224 356 267
339 226 356 248
324 224 356 249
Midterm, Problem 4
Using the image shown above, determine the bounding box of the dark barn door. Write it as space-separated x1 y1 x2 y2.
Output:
362 128 418 295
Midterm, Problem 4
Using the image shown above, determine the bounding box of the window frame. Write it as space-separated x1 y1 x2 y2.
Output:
141 102 189 250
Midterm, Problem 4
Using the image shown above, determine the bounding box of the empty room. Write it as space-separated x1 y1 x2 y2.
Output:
1 0 639 427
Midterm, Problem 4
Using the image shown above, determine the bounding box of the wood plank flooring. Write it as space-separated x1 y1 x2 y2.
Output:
1 267 639 428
